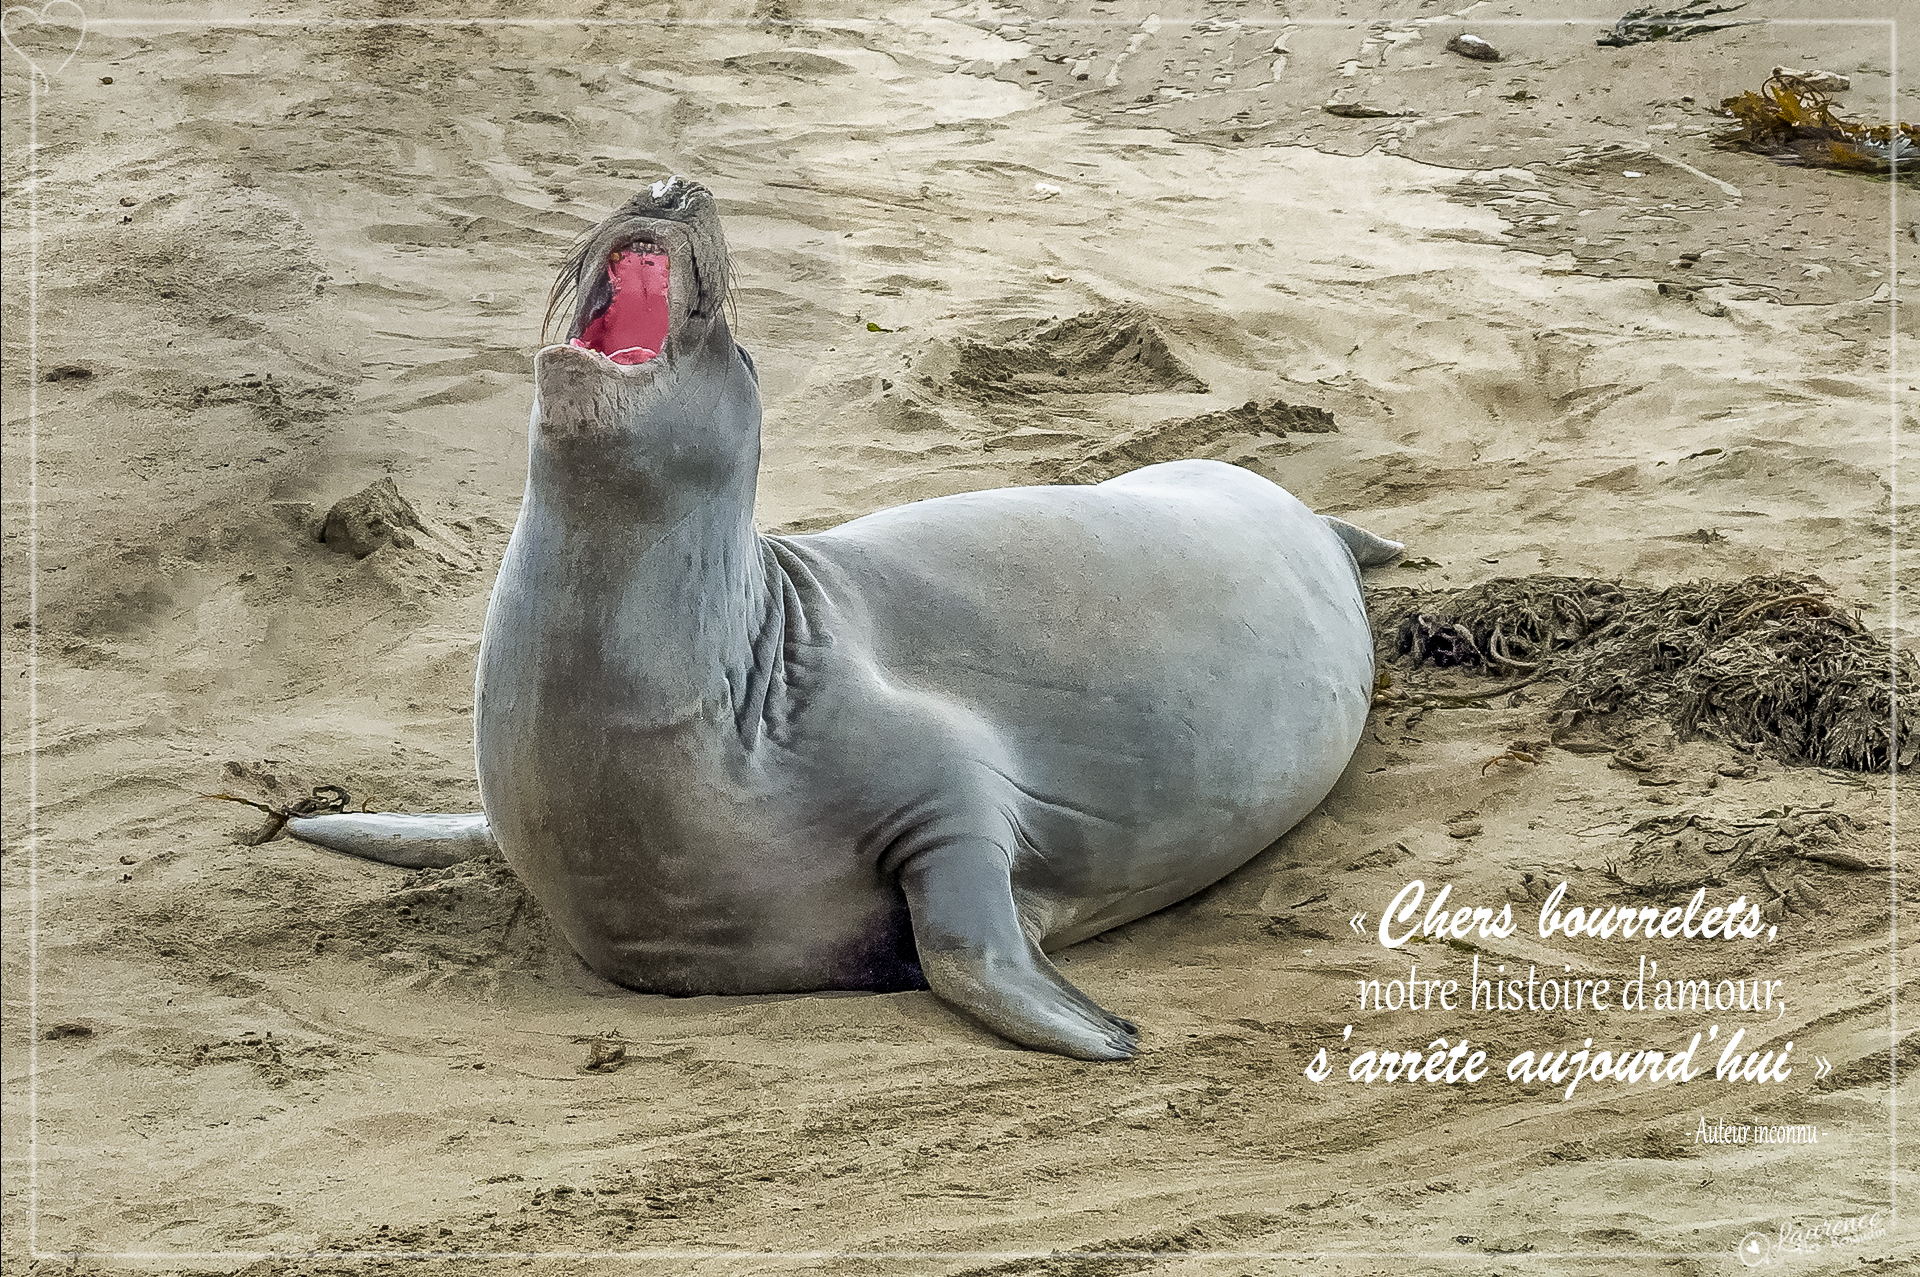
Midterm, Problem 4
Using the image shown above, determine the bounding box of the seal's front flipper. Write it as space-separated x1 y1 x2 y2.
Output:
899 843 1139 1061
286 812 495 870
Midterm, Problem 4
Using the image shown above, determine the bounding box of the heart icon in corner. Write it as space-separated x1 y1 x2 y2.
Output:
1 1 87 82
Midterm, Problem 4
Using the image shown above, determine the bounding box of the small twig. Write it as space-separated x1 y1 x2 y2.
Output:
200 792 293 845
1422 674 1547 706
199 792 279 815
199 786 354 846
1481 747 1540 776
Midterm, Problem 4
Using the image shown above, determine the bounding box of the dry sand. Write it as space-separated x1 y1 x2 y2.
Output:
2 2 1915 1273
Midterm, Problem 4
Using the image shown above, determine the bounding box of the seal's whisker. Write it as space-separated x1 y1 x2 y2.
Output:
544 224 602 345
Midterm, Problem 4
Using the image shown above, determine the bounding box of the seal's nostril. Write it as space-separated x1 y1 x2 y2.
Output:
649 176 686 206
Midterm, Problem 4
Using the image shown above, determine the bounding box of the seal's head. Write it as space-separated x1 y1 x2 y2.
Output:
534 177 757 443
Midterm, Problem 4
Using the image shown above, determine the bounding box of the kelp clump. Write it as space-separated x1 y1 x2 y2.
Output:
1717 71 1918 176
1371 574 1916 772
1596 1 1755 47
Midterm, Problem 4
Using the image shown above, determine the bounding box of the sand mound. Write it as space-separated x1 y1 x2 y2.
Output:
320 477 477 572
1052 399 1336 484
1371 574 1916 771
185 372 342 434
109 838 552 984
950 304 1206 399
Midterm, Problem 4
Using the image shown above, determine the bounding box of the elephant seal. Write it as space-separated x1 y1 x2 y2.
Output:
290 176 1403 1060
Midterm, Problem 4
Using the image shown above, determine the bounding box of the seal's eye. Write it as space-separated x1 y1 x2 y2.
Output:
572 249 670 365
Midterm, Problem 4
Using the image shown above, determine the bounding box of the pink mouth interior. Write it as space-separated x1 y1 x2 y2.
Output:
571 249 669 365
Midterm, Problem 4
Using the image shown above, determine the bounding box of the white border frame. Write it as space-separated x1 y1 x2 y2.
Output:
1 8 1903 1266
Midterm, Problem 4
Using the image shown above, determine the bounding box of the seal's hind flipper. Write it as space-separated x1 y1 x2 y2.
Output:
1322 515 1405 568
286 812 495 870
899 841 1140 1061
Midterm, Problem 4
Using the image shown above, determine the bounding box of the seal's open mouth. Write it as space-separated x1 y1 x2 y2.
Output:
570 247 670 365
545 178 726 370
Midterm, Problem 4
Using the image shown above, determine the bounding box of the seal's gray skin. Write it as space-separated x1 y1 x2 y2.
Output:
289 177 1403 1060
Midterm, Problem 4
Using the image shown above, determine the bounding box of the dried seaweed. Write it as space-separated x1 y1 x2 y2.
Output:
1597 1 1755 47
1370 574 1916 772
1717 71 1918 176
1386 576 1629 673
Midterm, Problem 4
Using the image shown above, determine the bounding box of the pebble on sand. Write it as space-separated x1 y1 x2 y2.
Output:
1446 34 1501 62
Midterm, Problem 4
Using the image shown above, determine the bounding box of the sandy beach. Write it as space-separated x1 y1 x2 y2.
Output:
3 2 1914 1273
